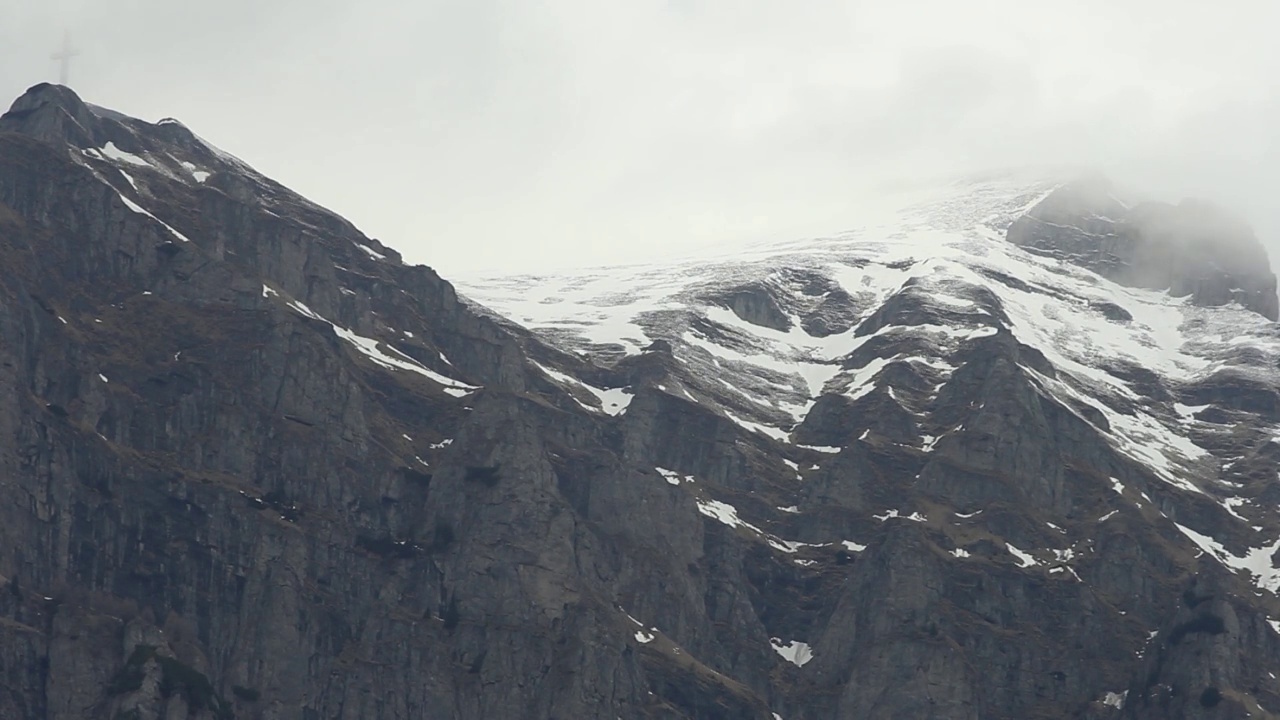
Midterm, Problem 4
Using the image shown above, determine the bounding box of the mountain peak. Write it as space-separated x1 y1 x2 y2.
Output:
6 88 1280 720
8 81 82 109
1008 177 1278 320
0 82 100 147
3 85 217 166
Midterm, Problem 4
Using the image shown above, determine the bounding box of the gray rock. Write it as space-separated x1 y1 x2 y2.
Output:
2 85 1280 720
1007 177 1279 320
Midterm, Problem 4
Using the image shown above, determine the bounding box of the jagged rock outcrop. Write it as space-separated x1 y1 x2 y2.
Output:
706 282 793 332
3 84 1280 720
1007 177 1279 320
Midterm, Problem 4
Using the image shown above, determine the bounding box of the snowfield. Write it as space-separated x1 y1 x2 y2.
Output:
454 170 1280 590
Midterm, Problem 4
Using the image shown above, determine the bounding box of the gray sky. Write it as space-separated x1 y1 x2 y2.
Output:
2 0 1278 277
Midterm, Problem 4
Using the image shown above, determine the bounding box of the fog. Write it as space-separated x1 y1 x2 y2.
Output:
2 0 1277 277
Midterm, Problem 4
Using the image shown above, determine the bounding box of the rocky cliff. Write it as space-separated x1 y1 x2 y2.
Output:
1007 176 1279 321
2 84 1280 719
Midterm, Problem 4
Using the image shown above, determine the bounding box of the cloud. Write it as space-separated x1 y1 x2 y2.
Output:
2 0 1277 275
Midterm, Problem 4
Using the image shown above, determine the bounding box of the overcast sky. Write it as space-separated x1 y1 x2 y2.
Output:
2 0 1278 277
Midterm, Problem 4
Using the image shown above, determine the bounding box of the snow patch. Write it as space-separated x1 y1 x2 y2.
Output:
769 638 813 667
1175 523 1280 594
1174 403 1210 419
116 191 191 243
100 142 150 167
698 500 753 532
656 467 693 486
532 361 632 416
798 444 841 454
723 410 789 441
874 509 926 522
695 498 810 555
284 300 477 394
1006 543 1038 568
356 243 386 261
117 169 139 191
178 160 211 182
1222 496 1250 523
840 356 891 401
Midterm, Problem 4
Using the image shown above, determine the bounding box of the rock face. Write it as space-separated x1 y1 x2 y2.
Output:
2 84 1280 720
1007 177 1280 320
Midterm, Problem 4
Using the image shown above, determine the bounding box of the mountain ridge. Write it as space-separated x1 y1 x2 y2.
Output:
2 82 1280 719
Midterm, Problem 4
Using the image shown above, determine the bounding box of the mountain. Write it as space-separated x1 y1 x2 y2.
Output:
1 82 1279 720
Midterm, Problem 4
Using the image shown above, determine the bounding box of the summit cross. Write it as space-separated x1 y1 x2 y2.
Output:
50 31 79 86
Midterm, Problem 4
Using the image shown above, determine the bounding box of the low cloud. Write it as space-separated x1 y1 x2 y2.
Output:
3 0 1276 274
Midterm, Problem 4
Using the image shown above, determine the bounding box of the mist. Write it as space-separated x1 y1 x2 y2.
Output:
2 0 1277 277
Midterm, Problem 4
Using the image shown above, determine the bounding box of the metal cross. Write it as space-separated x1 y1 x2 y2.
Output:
50 31 79 86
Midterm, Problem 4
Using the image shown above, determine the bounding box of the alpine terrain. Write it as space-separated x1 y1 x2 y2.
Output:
2 83 1280 720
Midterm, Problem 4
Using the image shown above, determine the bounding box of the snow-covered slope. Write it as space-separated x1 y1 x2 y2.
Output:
460 176 1275 469
456 171 1280 593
